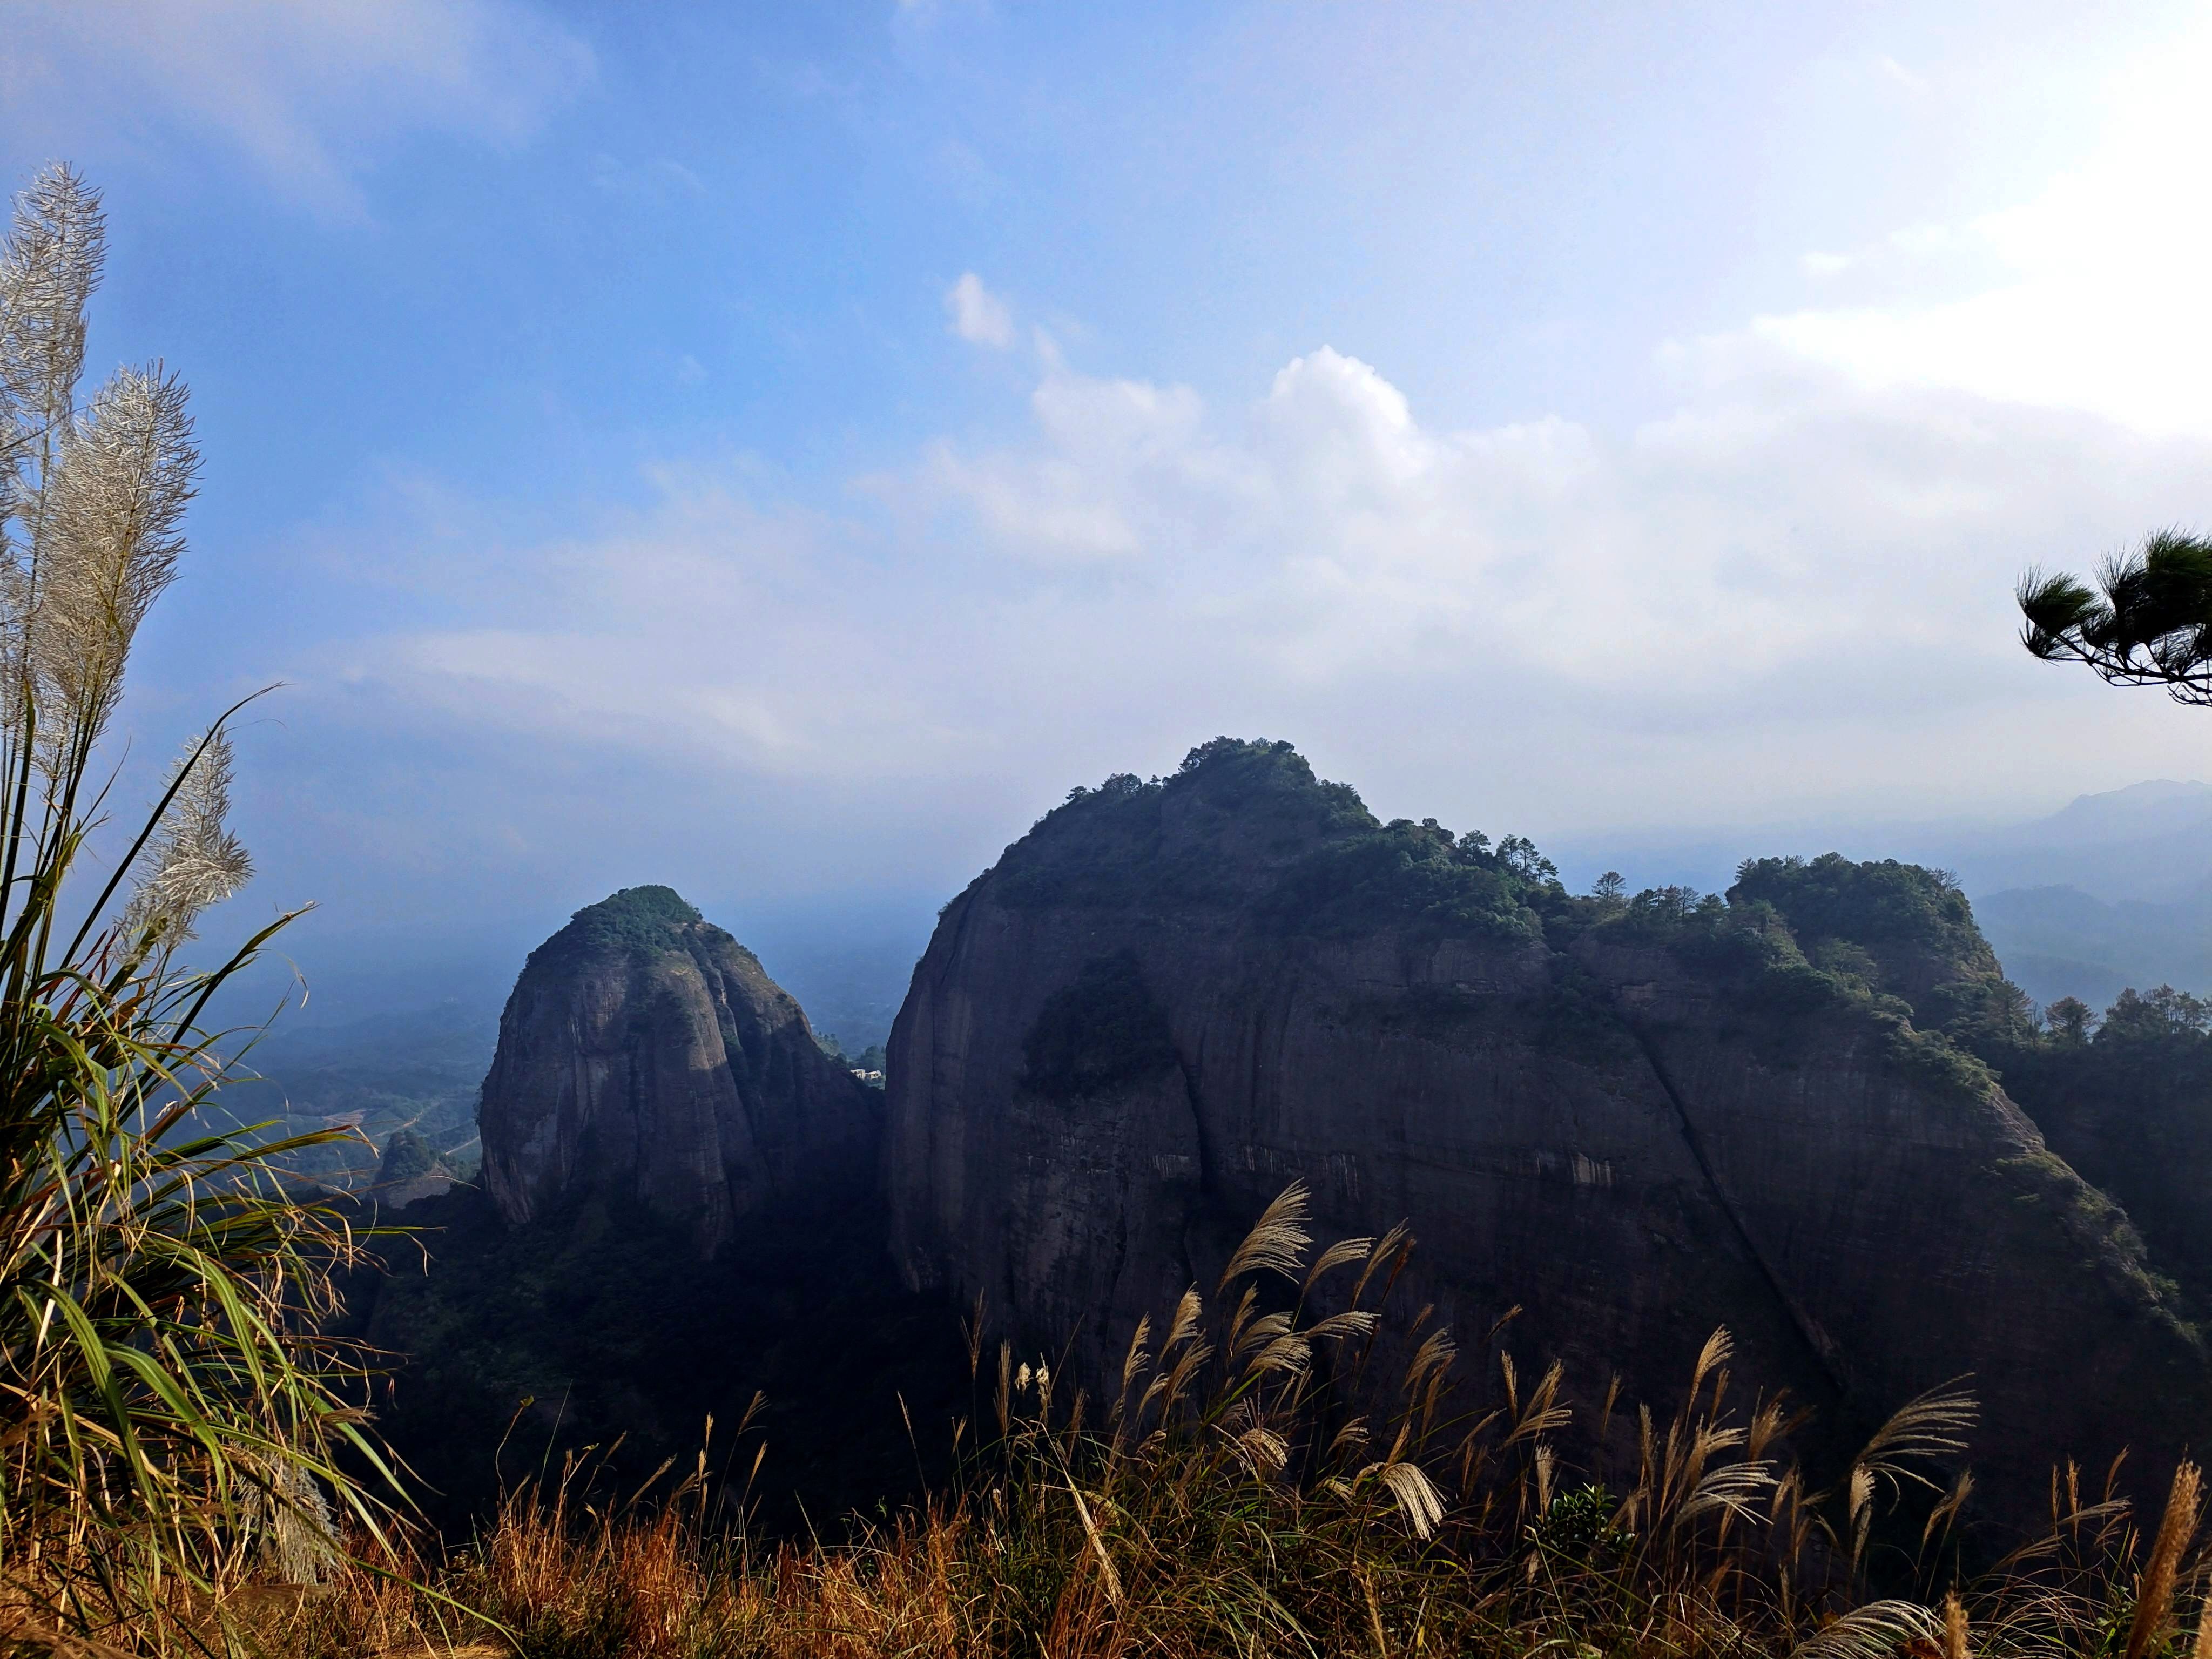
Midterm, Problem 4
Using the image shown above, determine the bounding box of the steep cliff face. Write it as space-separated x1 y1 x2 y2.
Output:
886 740 2208 1510
481 886 879 1253
1960 990 2212 1317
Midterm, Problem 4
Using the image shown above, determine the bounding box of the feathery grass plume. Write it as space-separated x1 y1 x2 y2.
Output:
1244 1326 1312 1380
0 163 395 1642
1503 1359 1568 1447
2193 1572 2212 1659
1350 1218 1411 1307
994 1340 1012 1438
119 726 251 955
31 365 195 770
1849 1463 1879 1567
1690 1326 1734 1403
1791 1600 1945 1659
1163 1284 1203 1355
1402 1326 1456 1402
1216 1178 1311 1293
1855 1383 1979 1490
1922 1469 1974 1554
2123 1459 2201 1659
1108 1312 1151 1433
1301 1231 1372 1296
0 168 106 742
1304 1307 1378 1347
1943 1589 1969 1659
1842 1382 1979 1576
0 164 103 453
1677 1455 1779 1530
1368 1455 1448 1539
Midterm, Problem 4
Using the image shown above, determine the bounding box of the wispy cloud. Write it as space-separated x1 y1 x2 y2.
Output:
291 325 2212 874
0 0 594 217
1875 55 1929 94
945 272 1015 347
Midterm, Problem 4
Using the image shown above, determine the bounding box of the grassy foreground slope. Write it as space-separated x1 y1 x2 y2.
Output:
264 1189 2208 1659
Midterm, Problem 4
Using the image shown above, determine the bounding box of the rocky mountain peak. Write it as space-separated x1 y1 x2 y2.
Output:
479 886 879 1254
887 738 2207 1517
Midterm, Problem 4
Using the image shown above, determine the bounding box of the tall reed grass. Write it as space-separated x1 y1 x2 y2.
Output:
0 163 394 1649
251 1183 2209 1659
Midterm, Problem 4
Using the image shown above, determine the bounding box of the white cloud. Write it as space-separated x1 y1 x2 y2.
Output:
257 6 2212 888
0 0 593 216
1875 55 1928 95
1762 17 2212 439
945 272 1015 347
299 330 2212 866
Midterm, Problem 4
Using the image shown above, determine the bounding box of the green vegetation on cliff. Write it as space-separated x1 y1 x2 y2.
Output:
1972 982 2212 1319
995 737 1554 942
1021 950 1178 1098
1730 853 2034 1046
377 1128 440 1185
536 884 711 964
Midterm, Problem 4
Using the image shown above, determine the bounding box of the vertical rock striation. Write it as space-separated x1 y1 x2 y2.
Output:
886 740 2209 1513
480 885 878 1254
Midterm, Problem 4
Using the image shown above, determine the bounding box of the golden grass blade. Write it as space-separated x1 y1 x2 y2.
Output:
2125 1459 2201 1659
1217 1181 1311 1294
1944 1590 1970 1659
1790 1600 1944 1659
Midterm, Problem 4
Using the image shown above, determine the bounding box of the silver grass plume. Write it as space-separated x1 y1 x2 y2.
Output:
0 164 104 520
0 166 105 725
123 727 252 951
30 365 196 753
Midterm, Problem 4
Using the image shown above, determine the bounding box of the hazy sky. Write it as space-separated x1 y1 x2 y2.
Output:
6 1 2212 985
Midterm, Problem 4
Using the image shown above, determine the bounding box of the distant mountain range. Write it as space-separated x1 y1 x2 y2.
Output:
1940 780 2212 1009
356 745 2212 1534
1549 779 2212 1015
220 778 2212 1184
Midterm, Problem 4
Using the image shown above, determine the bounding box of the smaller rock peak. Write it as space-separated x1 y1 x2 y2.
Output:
481 885 878 1253
372 1128 453 1210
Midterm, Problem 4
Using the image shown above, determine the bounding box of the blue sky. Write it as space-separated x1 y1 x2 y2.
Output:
6 1 2212 1000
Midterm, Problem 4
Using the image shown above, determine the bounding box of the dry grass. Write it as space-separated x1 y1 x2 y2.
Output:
89 1181 2211 1659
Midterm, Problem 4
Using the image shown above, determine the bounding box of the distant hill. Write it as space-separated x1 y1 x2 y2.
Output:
1941 780 2212 1008
1973 885 2212 1009
1948 779 2212 903
216 1000 496 1187
2009 779 2212 847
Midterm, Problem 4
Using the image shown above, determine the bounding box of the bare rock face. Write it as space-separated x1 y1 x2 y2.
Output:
886 740 2209 1514
481 886 878 1253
